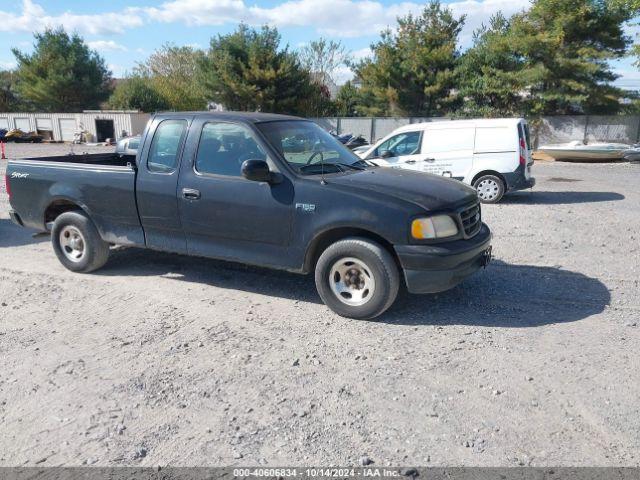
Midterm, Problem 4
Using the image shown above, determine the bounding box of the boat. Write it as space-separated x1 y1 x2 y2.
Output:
623 147 640 164
537 140 633 162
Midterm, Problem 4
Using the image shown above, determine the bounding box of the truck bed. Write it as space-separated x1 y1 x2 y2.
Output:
7 151 144 245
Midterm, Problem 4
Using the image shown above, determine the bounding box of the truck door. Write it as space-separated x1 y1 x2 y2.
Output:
177 119 293 263
421 126 475 180
136 117 191 253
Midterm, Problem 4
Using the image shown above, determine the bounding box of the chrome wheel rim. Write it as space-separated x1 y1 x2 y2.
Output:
329 257 376 306
476 178 500 201
59 226 86 263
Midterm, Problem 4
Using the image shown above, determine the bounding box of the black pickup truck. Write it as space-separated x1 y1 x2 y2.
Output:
6 112 492 319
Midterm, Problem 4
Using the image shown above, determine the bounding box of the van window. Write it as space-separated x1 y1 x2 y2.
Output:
424 127 475 153
148 120 187 173
474 127 514 153
374 131 421 157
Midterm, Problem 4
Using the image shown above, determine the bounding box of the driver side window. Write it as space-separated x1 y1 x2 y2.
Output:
195 122 266 177
375 131 421 157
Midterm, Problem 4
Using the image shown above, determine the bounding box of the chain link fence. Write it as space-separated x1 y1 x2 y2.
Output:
313 116 640 148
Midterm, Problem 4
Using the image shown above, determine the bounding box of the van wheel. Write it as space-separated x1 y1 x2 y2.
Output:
315 237 399 320
51 211 110 273
474 175 505 203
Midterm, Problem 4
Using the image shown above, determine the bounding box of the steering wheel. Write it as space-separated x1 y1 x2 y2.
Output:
306 150 324 165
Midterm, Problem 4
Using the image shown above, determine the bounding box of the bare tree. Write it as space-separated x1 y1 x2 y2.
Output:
299 38 350 86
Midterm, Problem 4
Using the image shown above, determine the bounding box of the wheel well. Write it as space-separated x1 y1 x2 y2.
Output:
304 227 400 273
471 170 507 188
44 200 82 225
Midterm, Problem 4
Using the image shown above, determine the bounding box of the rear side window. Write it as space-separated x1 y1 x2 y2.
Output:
474 127 514 153
195 122 266 177
424 127 475 153
147 120 187 173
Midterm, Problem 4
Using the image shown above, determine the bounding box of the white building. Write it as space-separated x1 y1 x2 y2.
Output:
0 110 150 142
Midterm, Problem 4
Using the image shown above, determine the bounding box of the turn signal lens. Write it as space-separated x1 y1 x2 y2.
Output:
411 215 458 239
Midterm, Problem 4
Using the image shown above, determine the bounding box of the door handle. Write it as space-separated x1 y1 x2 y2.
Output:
182 188 201 200
405 159 417 164
423 158 435 162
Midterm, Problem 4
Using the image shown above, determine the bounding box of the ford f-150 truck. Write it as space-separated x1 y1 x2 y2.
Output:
6 112 492 319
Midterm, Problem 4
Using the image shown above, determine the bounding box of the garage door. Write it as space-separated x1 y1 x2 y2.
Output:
15 118 31 132
36 118 53 131
59 119 76 142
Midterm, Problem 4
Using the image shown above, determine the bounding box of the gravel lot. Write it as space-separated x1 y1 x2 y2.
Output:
0 143 639 467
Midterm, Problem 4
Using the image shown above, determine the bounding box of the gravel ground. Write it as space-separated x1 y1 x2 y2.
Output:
0 143 639 467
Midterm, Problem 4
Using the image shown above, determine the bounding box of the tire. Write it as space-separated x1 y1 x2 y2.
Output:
473 174 505 203
51 210 110 273
315 237 400 320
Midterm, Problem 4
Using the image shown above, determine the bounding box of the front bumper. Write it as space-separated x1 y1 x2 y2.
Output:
395 223 492 294
9 209 24 227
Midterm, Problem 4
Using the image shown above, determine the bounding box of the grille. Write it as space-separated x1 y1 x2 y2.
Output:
460 203 481 238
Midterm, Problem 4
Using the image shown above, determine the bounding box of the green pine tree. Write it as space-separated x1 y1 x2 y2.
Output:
456 13 526 117
12 28 112 112
354 1 465 116
509 0 633 115
198 24 321 115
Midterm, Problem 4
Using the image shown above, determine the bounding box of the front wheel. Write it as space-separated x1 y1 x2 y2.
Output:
473 174 505 203
51 211 110 273
315 238 400 320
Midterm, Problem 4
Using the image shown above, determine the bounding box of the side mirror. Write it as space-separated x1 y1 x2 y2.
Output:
379 149 394 159
241 159 272 183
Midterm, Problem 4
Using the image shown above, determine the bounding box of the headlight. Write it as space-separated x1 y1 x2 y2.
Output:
411 215 459 239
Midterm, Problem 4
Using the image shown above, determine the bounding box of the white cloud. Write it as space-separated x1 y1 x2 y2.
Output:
0 60 17 70
0 0 532 43
0 0 143 35
448 0 530 46
614 69 640 91
108 63 127 77
144 0 530 40
351 47 373 60
87 40 128 52
333 65 355 84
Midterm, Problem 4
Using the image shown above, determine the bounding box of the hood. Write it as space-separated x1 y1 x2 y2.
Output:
329 167 478 211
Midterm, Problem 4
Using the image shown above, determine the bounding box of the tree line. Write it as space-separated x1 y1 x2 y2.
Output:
1 0 639 118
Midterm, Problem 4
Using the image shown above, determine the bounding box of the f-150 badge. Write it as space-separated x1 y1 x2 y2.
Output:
295 203 316 212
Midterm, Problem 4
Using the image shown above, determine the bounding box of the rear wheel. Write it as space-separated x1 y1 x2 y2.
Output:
315 237 399 320
51 211 110 273
473 174 505 203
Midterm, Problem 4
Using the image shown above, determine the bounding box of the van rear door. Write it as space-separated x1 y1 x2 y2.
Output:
473 126 518 178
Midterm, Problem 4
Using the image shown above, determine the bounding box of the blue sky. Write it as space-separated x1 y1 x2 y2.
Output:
1 0 638 90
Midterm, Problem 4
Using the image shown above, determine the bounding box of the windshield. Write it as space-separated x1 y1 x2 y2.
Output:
257 121 364 175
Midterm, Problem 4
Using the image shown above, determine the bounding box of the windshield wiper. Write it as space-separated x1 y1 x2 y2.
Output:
354 159 379 168
299 162 364 174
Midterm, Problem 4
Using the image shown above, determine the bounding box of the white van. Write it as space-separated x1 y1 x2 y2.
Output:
357 118 535 203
